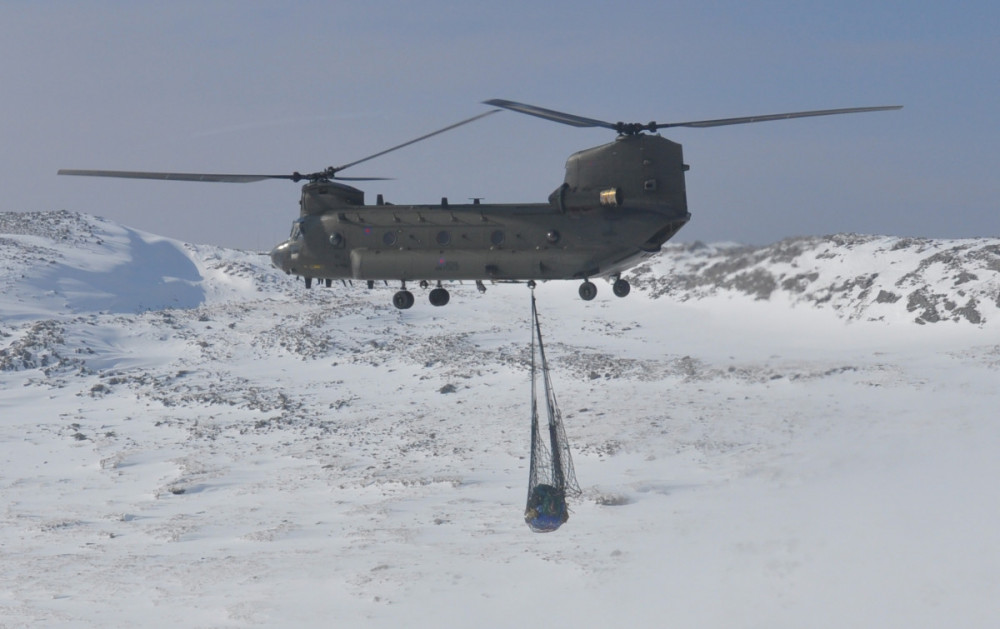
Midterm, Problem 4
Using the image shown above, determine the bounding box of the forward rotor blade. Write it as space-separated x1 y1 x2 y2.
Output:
59 110 498 184
483 99 617 130
333 109 502 173
656 106 903 129
57 169 294 183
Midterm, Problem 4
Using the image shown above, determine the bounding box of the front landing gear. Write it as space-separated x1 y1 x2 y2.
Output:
576 277 630 301
392 281 450 309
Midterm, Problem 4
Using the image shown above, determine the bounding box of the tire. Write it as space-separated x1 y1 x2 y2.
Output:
393 290 415 309
612 278 631 298
429 287 450 307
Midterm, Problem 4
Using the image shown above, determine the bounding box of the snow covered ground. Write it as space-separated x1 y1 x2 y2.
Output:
1 212 998 627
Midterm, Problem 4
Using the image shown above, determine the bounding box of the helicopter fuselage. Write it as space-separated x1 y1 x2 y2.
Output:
269 133 691 303
58 98 901 308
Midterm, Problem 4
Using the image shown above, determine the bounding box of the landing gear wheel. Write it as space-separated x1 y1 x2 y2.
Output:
612 278 631 298
392 290 415 310
429 287 450 307
579 280 597 301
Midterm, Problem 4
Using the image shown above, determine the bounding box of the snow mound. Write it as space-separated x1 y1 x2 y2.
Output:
0 211 282 320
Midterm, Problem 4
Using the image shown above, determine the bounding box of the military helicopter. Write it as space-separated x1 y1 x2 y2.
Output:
59 99 901 308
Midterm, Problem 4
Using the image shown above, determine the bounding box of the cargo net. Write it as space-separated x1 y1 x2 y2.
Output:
525 293 581 533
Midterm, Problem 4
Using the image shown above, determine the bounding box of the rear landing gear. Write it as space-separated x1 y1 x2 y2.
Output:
429 287 450 307
392 282 415 310
612 277 631 298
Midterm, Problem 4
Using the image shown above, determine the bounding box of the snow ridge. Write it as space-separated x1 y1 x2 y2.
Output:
4 212 998 325
632 234 1000 324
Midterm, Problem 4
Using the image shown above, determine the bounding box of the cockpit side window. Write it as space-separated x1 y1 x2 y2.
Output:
290 219 304 240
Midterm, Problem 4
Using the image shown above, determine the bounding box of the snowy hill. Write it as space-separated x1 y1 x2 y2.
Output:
1 211 998 627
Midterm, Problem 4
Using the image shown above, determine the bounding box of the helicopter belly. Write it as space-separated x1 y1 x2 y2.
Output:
349 247 604 281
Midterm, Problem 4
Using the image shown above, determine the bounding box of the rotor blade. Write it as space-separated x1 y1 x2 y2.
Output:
483 99 618 130
57 169 294 183
333 109 502 173
60 110 499 184
656 106 903 129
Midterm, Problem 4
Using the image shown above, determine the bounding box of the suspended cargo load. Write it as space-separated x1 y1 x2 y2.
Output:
525 293 581 532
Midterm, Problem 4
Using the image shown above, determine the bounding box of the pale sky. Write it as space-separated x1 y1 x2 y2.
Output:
2 1 997 249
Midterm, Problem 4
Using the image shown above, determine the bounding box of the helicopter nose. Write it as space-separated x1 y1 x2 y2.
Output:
269 241 295 273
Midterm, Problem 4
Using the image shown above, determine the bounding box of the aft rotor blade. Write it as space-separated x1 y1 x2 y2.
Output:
333 109 502 173
657 106 903 129
484 98 617 130
57 169 295 183
486 98 902 135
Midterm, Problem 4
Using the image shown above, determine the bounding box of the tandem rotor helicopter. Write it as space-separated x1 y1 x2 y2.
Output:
59 99 901 309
